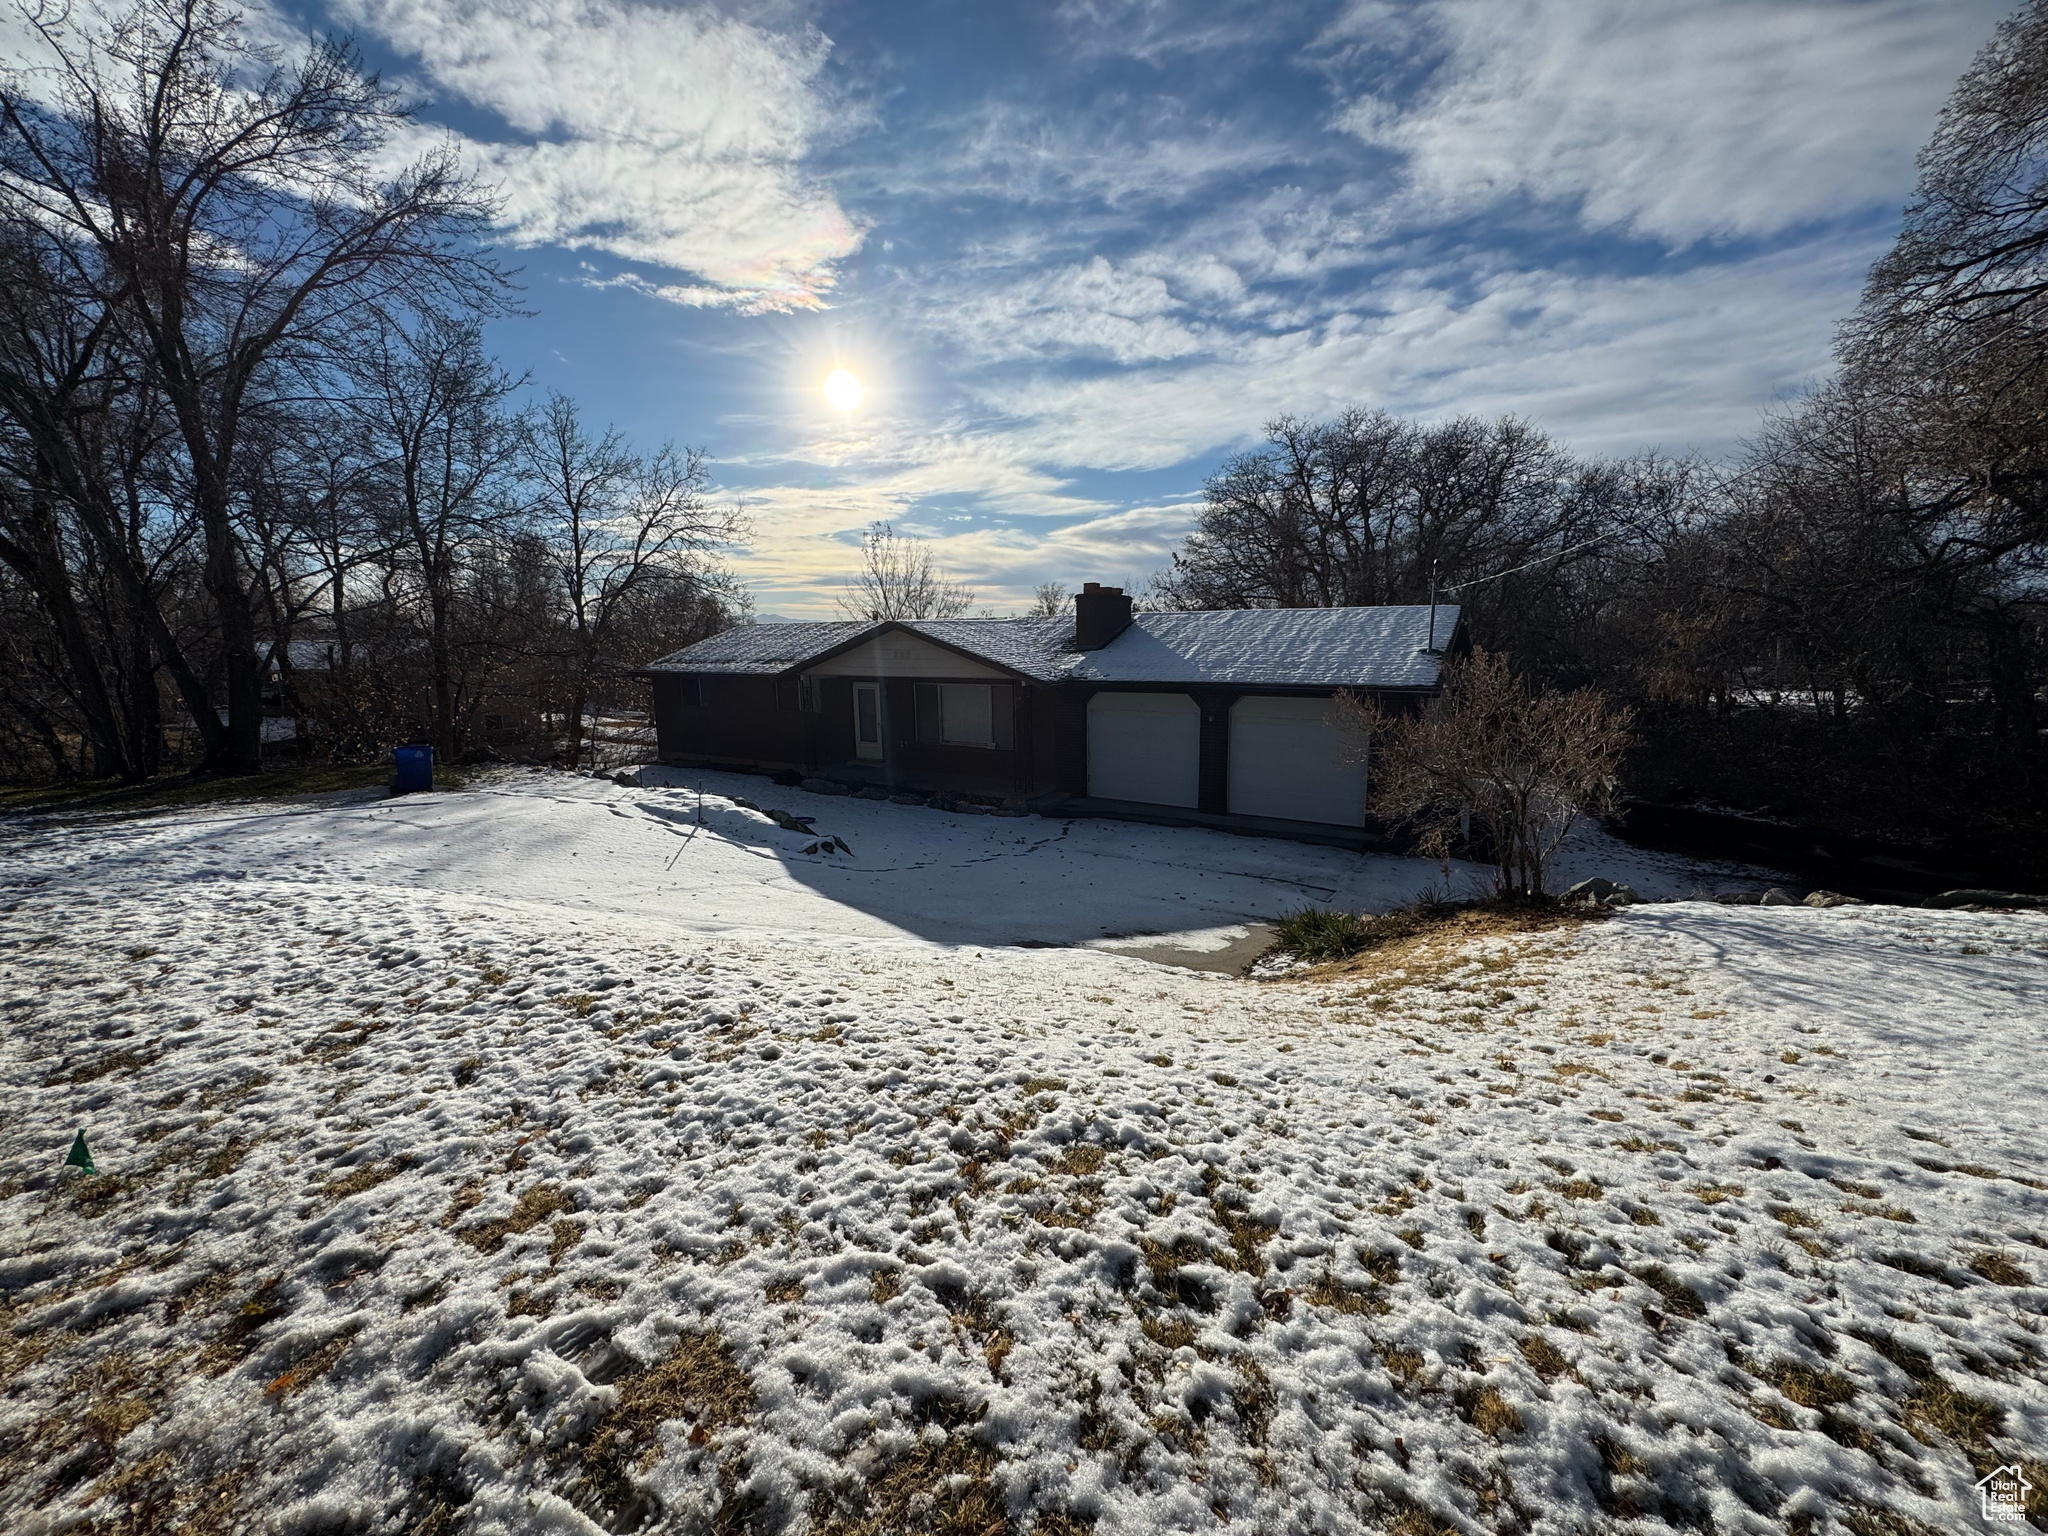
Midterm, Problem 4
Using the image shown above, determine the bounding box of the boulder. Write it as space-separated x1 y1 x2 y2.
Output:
1803 890 1868 908
1759 887 1798 906
1713 892 1763 905
889 793 927 805
1563 877 1618 904
1603 884 1642 907
853 786 890 800
800 778 852 797
1924 889 2048 910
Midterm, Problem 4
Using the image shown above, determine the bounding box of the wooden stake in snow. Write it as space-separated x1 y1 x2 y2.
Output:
65 1130 95 1175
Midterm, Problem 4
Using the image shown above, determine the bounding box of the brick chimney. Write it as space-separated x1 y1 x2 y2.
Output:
1074 582 1134 650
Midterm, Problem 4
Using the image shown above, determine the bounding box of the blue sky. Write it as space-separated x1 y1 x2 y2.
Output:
289 0 2008 614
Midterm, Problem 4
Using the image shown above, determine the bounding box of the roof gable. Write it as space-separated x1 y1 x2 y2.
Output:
807 627 1013 680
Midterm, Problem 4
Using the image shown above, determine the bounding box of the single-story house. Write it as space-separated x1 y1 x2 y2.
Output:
642 584 1464 836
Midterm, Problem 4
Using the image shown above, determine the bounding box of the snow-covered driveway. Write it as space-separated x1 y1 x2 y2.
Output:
1 773 2043 1536
0 766 1745 954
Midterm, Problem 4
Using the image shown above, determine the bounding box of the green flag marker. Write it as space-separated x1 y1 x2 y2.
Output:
65 1130 95 1175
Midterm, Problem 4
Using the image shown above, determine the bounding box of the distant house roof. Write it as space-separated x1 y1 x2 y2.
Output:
646 604 1460 691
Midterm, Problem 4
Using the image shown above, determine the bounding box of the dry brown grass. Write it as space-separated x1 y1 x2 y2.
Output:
1966 1249 2034 1286
1903 1374 2004 1456
1632 1264 1706 1319
564 1332 755 1528
1518 1335 1570 1381
199 1278 288 1375
454 1183 577 1255
1140 1313 1199 1350
322 1158 406 1201
43 1046 157 1086
812 1399 1007 1536
1049 1144 1106 1176
1209 1200 1277 1276
1303 1270 1390 1316
1455 1382 1524 1438
1278 900 1600 989
263 1327 357 1396
1756 1358 1856 1410
1377 1343 1427 1391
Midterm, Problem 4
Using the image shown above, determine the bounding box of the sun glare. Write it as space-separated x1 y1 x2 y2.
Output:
822 368 863 412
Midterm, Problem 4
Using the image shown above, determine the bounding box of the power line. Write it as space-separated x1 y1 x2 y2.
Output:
1441 529 1622 594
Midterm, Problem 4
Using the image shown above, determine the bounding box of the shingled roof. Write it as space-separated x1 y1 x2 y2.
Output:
646 604 1461 690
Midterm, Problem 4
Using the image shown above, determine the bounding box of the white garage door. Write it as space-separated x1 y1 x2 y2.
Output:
1088 692 1200 808
1227 695 1367 826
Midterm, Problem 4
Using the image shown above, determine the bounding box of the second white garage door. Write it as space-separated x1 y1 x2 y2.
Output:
1087 691 1200 808
1227 695 1367 826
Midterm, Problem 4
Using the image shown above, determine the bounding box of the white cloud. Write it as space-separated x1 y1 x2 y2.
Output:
931 256 1211 365
1330 0 2008 244
333 0 864 308
980 233 1875 470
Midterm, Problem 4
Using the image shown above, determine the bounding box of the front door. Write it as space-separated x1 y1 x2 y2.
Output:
853 683 883 760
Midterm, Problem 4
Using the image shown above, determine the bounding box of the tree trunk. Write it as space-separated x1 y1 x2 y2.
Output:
0 499 129 778
199 495 264 774
430 585 456 763
127 600 161 778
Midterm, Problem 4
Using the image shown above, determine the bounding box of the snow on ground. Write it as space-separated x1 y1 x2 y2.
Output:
0 766 1770 961
2 771 2045 1536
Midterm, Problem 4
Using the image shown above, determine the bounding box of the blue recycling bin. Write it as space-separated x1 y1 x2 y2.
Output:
393 744 434 793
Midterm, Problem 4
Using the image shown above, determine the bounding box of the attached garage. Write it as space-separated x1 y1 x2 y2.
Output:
1227 695 1367 827
1087 691 1200 808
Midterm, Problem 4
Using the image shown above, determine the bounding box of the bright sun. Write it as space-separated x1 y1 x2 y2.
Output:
822 368 863 412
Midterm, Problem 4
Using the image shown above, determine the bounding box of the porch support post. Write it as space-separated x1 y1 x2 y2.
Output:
1194 689 1236 815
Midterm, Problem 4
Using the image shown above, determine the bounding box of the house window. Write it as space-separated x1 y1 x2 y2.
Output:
915 683 998 747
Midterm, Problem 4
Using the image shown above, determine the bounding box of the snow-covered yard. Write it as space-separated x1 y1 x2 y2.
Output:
2 770 2045 1536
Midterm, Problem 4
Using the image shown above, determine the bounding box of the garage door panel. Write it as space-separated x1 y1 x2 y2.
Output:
1228 695 1366 826
1088 692 1200 808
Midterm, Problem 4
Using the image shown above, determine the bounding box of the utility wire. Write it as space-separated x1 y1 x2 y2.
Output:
1440 529 1623 594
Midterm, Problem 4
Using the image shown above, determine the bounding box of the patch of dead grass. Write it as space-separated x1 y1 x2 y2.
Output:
569 1331 755 1530
455 1183 577 1255
1276 901 1601 991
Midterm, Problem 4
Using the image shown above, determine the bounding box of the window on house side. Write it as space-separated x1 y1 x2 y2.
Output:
939 684 994 746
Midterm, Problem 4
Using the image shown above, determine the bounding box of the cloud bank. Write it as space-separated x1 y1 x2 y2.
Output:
336 0 865 309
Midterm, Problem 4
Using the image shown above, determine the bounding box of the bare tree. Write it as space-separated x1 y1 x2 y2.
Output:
1851 0 2048 357
1029 580 1068 617
1154 411 1593 632
837 521 973 620
1338 650 1634 896
352 315 524 760
524 393 742 768
0 0 505 771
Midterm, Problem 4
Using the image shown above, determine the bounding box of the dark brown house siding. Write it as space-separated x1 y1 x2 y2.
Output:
658 671 1040 804
652 673 812 770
